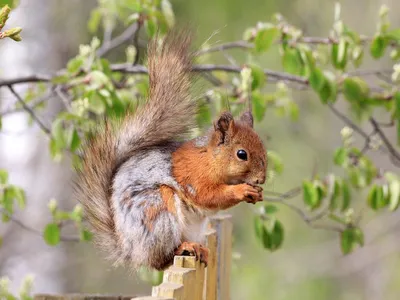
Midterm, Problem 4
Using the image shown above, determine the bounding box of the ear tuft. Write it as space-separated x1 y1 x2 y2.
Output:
213 111 235 145
215 111 234 132
240 111 254 128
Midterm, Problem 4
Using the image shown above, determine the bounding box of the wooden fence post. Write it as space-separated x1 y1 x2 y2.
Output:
210 215 232 300
34 214 233 300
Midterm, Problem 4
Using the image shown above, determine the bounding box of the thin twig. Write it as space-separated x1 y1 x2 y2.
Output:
132 21 142 66
193 64 309 85
196 35 398 56
0 209 80 242
110 63 309 85
196 41 252 56
97 22 140 57
266 197 343 232
262 185 342 232
0 75 51 88
7 85 52 137
327 103 369 139
369 117 400 165
0 91 52 117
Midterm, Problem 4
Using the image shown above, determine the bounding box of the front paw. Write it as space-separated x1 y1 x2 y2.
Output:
233 184 263 204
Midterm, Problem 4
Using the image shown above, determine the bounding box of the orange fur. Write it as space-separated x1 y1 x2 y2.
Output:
172 114 267 210
144 204 165 231
160 185 177 215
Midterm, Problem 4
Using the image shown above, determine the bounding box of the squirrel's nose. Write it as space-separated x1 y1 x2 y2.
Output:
256 173 266 185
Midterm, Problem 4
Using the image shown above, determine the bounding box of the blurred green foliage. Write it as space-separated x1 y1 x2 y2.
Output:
1 0 400 299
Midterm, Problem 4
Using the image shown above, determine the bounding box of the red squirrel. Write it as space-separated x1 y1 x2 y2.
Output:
75 30 267 271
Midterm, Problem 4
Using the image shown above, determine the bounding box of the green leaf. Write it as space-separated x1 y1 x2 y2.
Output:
49 138 63 162
88 70 110 90
282 47 304 75
254 27 280 53
267 150 284 174
269 219 284 251
250 65 266 90
66 57 84 74
309 68 326 93
196 100 211 128
341 227 364 255
88 8 101 33
254 216 264 240
80 229 93 242
333 147 348 166
370 35 387 59
88 91 106 115
314 181 327 205
264 204 278 214
288 101 299 121
0 169 8 184
309 68 336 103
2 187 14 216
51 74 69 85
261 224 272 249
54 211 71 221
0 0 18 9
386 29 400 42
388 179 400 211
51 117 66 149
298 47 315 77
331 39 349 70
252 92 266 122
341 181 351 212
145 17 157 38
67 128 81 152
13 187 25 209
329 176 341 211
342 77 370 103
303 180 319 210
161 0 175 28
43 223 60 246
395 92 400 145
367 184 386 210
352 46 364 68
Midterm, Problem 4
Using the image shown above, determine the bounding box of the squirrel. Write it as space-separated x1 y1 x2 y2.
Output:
75 29 267 271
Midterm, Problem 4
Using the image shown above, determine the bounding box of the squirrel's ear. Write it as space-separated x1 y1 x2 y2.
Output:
213 111 236 145
240 111 254 128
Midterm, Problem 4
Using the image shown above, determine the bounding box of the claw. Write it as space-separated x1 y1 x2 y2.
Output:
175 242 209 267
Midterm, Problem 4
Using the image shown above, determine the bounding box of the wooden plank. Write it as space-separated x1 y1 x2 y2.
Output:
168 256 204 300
204 228 217 300
152 282 184 300
34 295 135 300
210 215 232 300
133 297 172 300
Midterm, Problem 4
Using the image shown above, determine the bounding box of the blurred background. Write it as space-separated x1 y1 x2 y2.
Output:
1 0 400 299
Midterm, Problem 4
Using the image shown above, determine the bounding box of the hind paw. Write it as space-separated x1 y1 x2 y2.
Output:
175 242 209 267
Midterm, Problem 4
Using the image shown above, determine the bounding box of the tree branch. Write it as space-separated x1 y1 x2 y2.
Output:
110 63 309 85
196 41 253 56
327 103 369 139
0 209 80 242
7 85 52 137
0 75 51 88
369 117 400 165
196 35 398 56
263 187 343 232
96 22 140 57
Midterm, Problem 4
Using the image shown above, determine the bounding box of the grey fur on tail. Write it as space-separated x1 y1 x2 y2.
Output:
74 29 198 268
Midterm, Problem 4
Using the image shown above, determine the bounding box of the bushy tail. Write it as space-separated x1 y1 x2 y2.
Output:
74 30 196 263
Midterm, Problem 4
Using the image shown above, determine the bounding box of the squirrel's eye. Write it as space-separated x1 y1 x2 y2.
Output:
237 149 248 161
